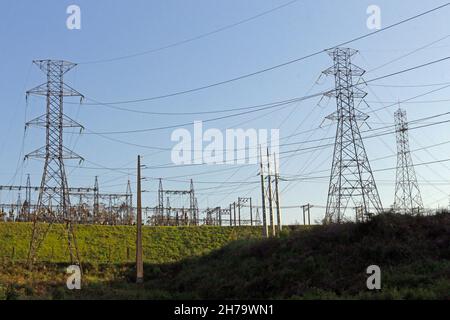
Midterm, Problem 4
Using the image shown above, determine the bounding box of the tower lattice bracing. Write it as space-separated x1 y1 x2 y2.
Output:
324 48 383 223
25 60 84 266
393 107 424 214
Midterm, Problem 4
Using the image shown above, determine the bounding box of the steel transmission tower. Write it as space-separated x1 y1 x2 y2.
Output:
323 48 383 223
25 60 84 266
393 107 424 214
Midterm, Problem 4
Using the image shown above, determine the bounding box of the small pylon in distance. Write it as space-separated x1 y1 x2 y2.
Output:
393 107 424 215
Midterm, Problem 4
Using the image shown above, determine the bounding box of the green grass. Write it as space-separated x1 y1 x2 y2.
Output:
0 223 263 264
1 212 449 300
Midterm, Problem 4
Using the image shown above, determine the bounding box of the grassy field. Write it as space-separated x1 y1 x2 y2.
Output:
1 212 449 300
0 223 263 264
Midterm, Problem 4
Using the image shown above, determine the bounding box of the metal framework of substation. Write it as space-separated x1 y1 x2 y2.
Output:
147 179 262 226
216 197 262 227
0 178 133 225
150 178 200 226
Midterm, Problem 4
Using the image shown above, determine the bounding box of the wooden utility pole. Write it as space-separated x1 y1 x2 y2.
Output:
302 205 306 225
233 202 237 226
274 153 282 235
267 148 275 237
250 198 253 226
238 198 241 226
308 204 311 225
301 204 312 226
259 146 268 238
136 155 144 284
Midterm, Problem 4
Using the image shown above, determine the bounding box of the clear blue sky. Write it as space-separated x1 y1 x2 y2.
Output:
0 0 449 223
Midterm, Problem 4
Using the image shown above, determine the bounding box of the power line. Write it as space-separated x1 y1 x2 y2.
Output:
368 83 450 114
72 83 450 115
78 3 450 104
81 95 318 134
76 56 450 136
281 135 450 180
59 109 450 177
282 157 450 182
366 98 450 104
86 115 450 172
81 95 306 116
367 33 450 73
370 81 450 88
109 155 450 188
79 0 301 64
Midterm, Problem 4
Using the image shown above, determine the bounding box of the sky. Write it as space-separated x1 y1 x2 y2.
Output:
0 0 449 224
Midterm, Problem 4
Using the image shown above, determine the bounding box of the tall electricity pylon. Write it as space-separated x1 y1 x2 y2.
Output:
25 60 84 267
323 48 383 223
393 107 424 214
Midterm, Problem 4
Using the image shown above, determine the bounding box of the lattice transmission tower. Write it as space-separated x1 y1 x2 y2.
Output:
323 48 383 223
25 60 84 267
393 107 424 214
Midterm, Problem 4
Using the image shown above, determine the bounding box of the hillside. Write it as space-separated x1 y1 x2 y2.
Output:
144 211 449 299
0 223 263 264
1 212 449 299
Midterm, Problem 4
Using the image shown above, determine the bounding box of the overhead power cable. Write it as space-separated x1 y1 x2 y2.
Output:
370 81 450 88
66 111 450 172
367 33 450 73
282 158 450 182
78 56 450 135
78 3 450 104
79 0 301 64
